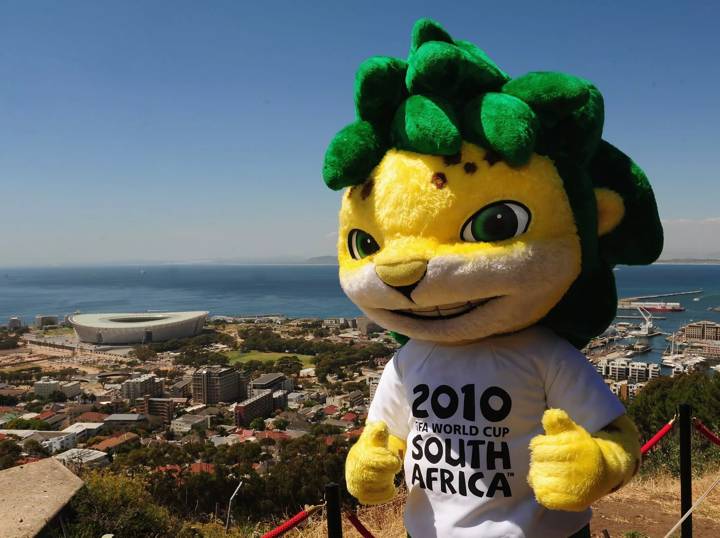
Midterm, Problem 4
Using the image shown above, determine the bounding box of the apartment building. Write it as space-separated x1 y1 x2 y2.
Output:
235 390 273 426
250 373 293 396
192 366 246 404
120 374 164 400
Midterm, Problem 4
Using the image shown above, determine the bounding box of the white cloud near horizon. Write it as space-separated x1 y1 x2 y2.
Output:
660 217 720 258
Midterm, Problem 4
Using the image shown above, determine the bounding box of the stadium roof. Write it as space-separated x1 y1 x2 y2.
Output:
68 311 208 329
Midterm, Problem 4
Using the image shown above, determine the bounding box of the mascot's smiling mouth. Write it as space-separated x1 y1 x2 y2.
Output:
392 296 501 320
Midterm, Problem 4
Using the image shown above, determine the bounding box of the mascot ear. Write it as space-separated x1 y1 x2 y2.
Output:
594 188 624 236
588 140 663 265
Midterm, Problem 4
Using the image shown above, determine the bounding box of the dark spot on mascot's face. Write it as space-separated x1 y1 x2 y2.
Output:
463 162 477 174
484 150 502 166
361 180 374 200
443 152 462 166
432 172 448 189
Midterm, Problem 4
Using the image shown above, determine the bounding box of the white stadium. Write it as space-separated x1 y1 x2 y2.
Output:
68 311 208 345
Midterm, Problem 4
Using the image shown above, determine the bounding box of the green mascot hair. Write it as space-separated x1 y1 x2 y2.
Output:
323 18 663 348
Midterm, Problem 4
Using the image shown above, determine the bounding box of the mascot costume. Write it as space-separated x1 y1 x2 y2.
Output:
322 18 663 538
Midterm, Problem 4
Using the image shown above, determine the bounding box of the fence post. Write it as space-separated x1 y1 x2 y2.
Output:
679 403 692 538
325 482 343 538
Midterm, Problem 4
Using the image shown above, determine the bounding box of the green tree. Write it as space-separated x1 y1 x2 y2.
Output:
274 356 303 377
66 471 179 537
0 439 21 470
249 417 266 431
174 349 229 368
0 394 18 406
4 418 51 430
131 345 158 361
0 335 19 349
628 371 720 475
23 401 45 412
310 424 343 436
273 418 289 431
47 390 67 402
23 439 50 457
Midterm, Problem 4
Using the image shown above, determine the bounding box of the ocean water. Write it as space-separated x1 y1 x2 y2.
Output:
0 264 359 322
1 264 719 364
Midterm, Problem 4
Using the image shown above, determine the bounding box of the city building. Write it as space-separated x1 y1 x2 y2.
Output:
33 378 60 398
90 432 140 454
272 390 289 411
326 390 364 408
629 382 646 400
323 318 350 329
55 448 110 469
35 315 59 328
121 374 164 400
24 431 77 454
287 392 306 409
608 379 647 402
629 362 650 383
60 381 81 399
62 422 104 441
170 414 210 435
685 321 720 341
250 373 293 396
33 377 82 399
38 410 67 430
7 317 22 330
235 390 273 426
367 373 381 401
68 311 208 344
698 342 720 359
597 359 659 384
103 413 147 428
169 378 192 398
141 396 175 424
356 317 383 336
610 380 629 401
607 359 631 381
192 366 246 404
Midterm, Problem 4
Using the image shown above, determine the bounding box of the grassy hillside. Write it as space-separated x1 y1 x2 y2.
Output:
299 474 720 537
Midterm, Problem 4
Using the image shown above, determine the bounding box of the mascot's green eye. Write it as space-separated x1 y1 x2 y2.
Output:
348 229 381 259
461 201 531 243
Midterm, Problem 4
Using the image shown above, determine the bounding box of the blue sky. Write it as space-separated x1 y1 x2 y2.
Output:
1 0 719 265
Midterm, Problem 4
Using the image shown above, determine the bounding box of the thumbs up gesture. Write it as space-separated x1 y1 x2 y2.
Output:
528 409 608 512
345 422 403 505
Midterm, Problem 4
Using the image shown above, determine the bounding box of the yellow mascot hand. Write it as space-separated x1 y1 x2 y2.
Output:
529 409 615 512
345 421 404 505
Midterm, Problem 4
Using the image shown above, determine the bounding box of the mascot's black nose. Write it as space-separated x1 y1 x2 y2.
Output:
391 282 420 302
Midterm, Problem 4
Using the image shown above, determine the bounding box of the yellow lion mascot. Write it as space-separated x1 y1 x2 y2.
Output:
322 18 663 538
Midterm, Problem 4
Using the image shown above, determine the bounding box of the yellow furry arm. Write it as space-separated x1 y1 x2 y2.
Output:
345 422 405 505
592 414 641 492
528 409 640 512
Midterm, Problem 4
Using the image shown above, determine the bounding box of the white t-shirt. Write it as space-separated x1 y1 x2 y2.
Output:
367 326 625 538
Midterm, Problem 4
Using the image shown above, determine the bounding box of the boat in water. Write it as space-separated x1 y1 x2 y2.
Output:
621 301 685 312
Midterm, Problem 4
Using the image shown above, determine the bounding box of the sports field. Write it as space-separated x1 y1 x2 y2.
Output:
225 350 314 367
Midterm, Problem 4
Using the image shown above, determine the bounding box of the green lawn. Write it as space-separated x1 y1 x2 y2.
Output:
225 350 315 367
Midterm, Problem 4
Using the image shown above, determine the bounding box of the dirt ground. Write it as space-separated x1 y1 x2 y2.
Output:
591 473 720 537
